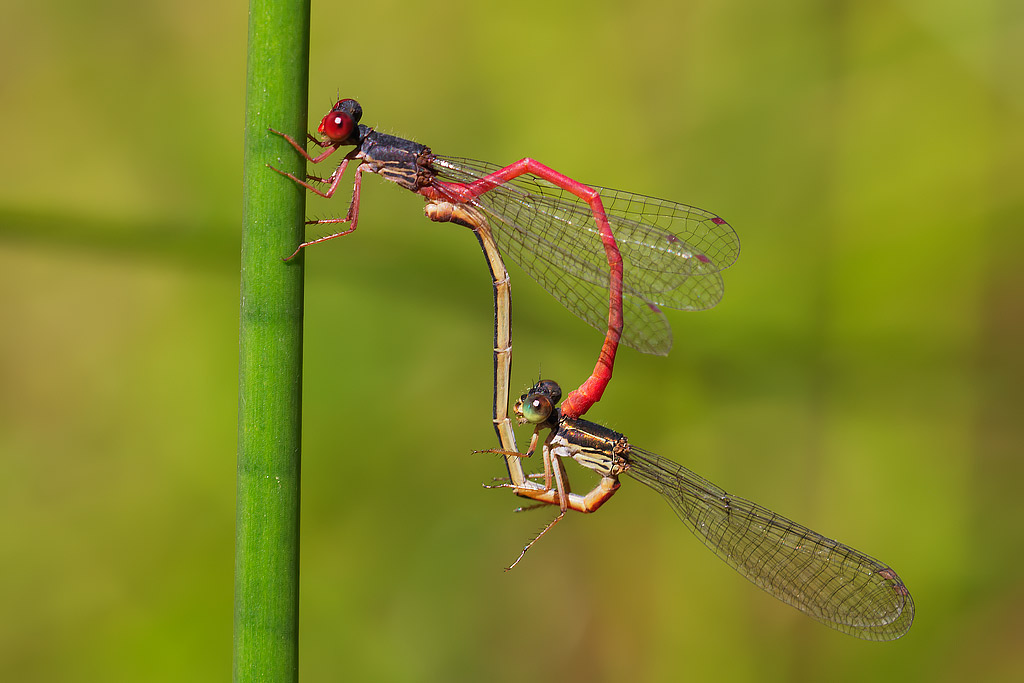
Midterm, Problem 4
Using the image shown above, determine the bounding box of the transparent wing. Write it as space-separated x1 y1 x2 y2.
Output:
626 446 914 641
431 156 740 356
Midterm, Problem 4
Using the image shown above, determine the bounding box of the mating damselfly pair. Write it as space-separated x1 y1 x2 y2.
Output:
268 99 914 641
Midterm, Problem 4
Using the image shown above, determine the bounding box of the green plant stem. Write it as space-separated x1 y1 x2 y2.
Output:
235 1 310 682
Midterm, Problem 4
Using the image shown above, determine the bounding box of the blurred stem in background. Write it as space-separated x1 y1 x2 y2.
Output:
235 1 310 682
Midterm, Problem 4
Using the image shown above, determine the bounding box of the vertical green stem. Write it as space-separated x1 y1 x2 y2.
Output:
235 1 310 682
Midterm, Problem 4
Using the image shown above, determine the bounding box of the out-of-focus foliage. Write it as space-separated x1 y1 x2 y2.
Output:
1 1 1021 681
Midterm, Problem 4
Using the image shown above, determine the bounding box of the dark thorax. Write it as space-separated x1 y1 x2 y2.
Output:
356 125 434 191
552 416 631 478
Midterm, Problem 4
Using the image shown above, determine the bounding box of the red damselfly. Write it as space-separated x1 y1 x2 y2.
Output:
268 99 739 418
487 379 914 640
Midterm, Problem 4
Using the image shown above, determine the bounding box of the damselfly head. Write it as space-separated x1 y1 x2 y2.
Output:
514 380 562 425
318 99 362 145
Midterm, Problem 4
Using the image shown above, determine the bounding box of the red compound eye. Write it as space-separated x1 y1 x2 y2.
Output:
318 111 356 142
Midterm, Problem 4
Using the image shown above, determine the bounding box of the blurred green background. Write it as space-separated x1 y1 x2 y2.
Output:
2 0 1022 681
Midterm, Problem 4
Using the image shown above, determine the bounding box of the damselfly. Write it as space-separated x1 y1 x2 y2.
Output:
485 379 915 641
269 99 739 417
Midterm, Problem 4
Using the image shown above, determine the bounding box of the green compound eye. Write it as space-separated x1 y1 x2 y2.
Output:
521 393 553 424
